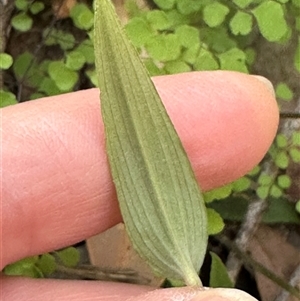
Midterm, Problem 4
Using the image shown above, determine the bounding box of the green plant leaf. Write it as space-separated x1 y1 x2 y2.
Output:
38 77 61 96
30 1 45 15
252 1 288 42
175 25 200 48
256 185 270 199
56 247 80 267
15 0 29 10
203 3 230 28
3 256 43 278
232 0 253 9
276 133 288 148
232 176 251 192
70 3 94 30
294 39 300 73
37 253 56 275
194 48 219 71
277 175 291 189
0 53 13 69
296 200 300 214
66 50 86 70
270 184 282 198
125 17 155 48
153 0 175 10
203 184 232 203
258 173 273 186
207 208 224 235
263 198 300 224
217 48 248 73
76 39 95 64
292 132 300 146
275 82 293 101
164 60 191 74
176 0 202 15
289 148 300 163
275 150 289 169
48 61 78 92
146 10 171 30
229 11 253 36
146 34 181 62
0 90 18 108
182 44 200 64
209 252 234 288
11 12 33 32
94 0 207 286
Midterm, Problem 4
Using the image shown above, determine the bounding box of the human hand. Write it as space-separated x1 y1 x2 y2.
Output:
1 71 278 300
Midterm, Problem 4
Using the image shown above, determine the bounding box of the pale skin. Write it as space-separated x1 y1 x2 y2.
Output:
1 71 279 301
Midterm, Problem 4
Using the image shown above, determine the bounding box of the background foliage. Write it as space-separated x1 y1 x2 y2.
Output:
1 0 299 297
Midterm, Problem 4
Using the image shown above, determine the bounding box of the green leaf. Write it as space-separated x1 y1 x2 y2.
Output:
194 48 219 71
256 185 270 199
294 39 300 73
86 68 99 86
37 253 56 275
252 1 288 42
165 9 191 28
0 90 18 108
146 34 181 62
144 59 165 76
277 175 291 189
275 82 293 101
15 0 29 10
275 150 289 168
208 197 248 222
70 3 94 30
270 184 282 198
146 10 171 30
232 176 251 192
0 53 13 69
289 148 300 163
182 44 200 64
13 51 34 79
276 133 288 148
30 1 45 14
176 0 202 15
229 11 253 36
38 77 61 96
125 17 154 48
296 200 300 214
203 3 230 28
48 61 78 92
207 208 224 235
263 198 300 224
292 0 300 7
209 252 234 288
164 60 191 74
11 12 33 32
66 50 86 70
247 165 260 176
76 39 95 64
58 32 75 50
94 0 207 286
3 256 43 278
175 25 200 48
245 48 256 65
204 184 232 203
217 48 248 73
258 173 273 186
56 247 80 267
232 0 253 9
292 132 300 146
153 0 175 10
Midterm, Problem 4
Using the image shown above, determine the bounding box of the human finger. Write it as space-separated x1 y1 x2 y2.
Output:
1 71 278 268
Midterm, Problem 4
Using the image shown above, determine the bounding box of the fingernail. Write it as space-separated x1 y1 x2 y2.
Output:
251 75 275 97
190 288 258 301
